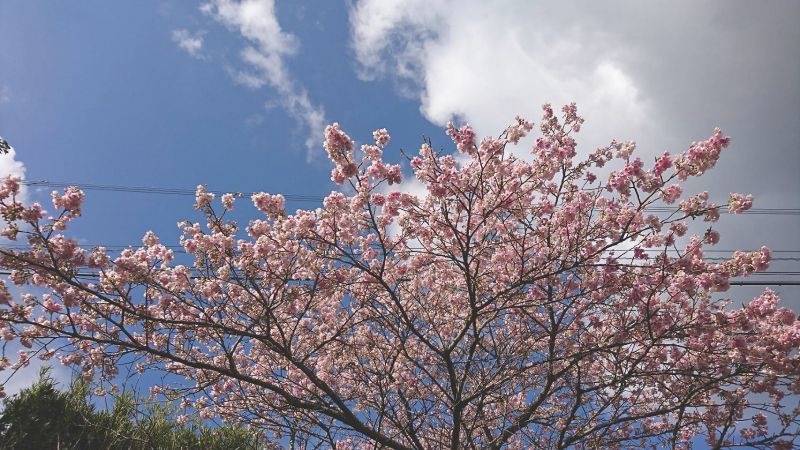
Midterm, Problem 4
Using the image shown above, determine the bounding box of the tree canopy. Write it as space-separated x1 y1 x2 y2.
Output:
0 104 797 448
0 368 262 449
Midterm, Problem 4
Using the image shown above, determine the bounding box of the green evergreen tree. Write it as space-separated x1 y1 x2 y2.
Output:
0 368 266 450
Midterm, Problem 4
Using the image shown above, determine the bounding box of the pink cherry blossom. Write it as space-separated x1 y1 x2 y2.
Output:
446 122 476 154
193 185 214 210
728 192 754 214
0 105 796 449
372 128 390 148
221 193 236 210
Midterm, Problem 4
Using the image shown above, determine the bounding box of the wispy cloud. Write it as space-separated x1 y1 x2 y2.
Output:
199 0 326 159
171 29 205 58
2 353 73 398
0 86 9 104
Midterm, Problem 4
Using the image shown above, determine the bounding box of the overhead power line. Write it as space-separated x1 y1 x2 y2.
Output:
19 180 800 215
2 244 800 263
21 180 320 203
644 206 800 215
8 181 799 288
743 272 800 276
0 271 795 287
3 244 800 253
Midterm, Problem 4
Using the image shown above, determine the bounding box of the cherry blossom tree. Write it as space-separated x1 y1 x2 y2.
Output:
0 104 797 449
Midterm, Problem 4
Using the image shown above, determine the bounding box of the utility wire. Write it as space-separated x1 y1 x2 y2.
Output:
19 180 800 215
644 206 800 215
21 180 320 203
3 244 800 263
9 181 799 286
3 244 800 253
0 271 795 287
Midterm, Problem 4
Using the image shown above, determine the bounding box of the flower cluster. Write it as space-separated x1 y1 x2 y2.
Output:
251 192 285 218
324 123 357 184
673 127 731 179
446 122 476 154
728 192 753 214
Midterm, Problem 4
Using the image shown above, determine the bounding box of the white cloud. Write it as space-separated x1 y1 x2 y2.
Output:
0 140 28 202
0 95 31 234
2 356 73 399
349 1 653 152
349 0 800 310
172 29 205 58
0 146 25 180
201 0 326 159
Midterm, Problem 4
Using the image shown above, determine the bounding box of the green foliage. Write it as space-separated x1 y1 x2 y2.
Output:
0 368 265 450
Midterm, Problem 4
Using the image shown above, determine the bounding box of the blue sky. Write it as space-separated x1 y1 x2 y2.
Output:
0 1 443 248
1 0 798 255
1 1 799 444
